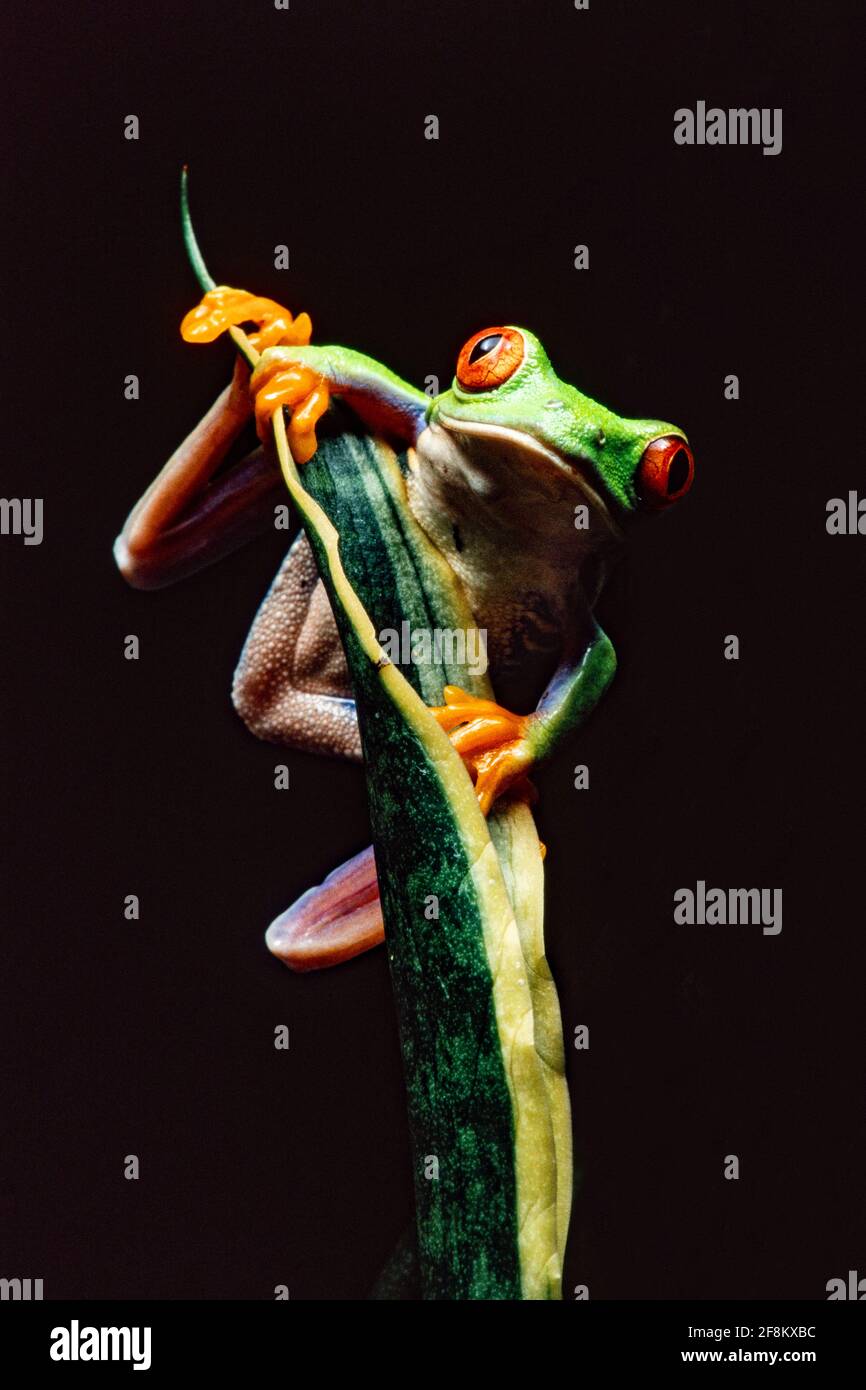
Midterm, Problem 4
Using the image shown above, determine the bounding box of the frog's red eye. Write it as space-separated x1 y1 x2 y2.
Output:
636 435 694 507
456 327 524 391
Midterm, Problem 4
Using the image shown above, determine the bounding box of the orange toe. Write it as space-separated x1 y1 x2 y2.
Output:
251 364 330 456
429 687 534 814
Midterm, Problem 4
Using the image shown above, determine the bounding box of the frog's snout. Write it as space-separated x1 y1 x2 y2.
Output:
636 435 694 509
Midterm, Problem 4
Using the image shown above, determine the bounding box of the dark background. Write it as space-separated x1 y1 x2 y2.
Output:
2 0 863 1299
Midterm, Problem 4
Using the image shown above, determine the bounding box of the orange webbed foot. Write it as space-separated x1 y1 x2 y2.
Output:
430 685 536 816
250 357 330 462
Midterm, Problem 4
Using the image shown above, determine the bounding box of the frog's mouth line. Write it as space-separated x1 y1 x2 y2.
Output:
436 414 624 540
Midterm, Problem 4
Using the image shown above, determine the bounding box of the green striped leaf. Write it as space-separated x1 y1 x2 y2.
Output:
275 408 570 1299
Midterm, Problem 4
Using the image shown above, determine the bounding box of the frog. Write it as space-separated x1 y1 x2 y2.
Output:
115 293 694 970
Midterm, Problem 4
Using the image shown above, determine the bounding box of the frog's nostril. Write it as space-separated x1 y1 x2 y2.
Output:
637 436 694 508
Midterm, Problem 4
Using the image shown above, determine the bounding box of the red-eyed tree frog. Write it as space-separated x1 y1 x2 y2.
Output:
115 288 694 968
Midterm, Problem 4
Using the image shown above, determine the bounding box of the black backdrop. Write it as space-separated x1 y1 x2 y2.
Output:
2 0 863 1300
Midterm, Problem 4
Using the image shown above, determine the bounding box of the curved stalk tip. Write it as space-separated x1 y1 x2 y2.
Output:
180 166 217 294
179 168 258 371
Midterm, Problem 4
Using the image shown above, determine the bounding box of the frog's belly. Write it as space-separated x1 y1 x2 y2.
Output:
455 567 573 710
406 422 600 707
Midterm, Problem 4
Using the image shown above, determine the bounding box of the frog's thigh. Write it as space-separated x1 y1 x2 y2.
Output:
232 532 362 761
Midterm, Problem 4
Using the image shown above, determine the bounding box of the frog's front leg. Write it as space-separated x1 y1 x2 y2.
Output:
431 621 617 813
249 344 431 461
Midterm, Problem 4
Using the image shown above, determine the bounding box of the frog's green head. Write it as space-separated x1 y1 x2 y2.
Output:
429 326 694 521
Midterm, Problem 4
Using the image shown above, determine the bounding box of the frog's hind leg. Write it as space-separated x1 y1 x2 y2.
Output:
236 532 383 968
232 530 362 761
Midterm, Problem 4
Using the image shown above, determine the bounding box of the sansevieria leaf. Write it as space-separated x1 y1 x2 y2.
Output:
271 409 570 1299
